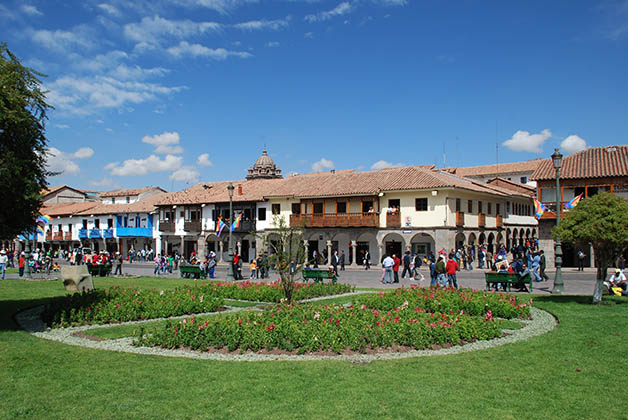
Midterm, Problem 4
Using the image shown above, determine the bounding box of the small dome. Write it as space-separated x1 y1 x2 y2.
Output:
253 150 275 169
246 150 283 180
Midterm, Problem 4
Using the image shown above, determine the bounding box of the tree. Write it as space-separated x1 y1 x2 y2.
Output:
0 43 51 239
552 192 628 303
261 216 307 304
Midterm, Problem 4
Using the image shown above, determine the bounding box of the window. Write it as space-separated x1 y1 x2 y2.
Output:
258 207 266 221
107 218 113 229
455 198 461 212
336 202 347 213
272 203 281 215
291 203 301 214
487 202 492 215
94 219 100 228
520 176 528 184
313 203 323 214
361 201 373 213
188 208 201 221
212 210 216 221
478 201 483 214
68 224 72 232
415 198 428 211
126 197 130 203
506 201 511 214
82 219 88 229
141 217 147 228
496 203 501 215
468 200 473 213
388 199 400 209
180 211 184 217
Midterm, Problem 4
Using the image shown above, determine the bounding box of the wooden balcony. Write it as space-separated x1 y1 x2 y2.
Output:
290 213 379 228
53 233 64 241
184 220 202 232
386 212 401 228
64 233 73 241
478 213 486 227
45 232 52 241
496 214 503 228
456 211 464 226
159 220 175 232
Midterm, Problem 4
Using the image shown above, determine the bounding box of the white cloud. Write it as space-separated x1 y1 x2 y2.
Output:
304 32 313 38
109 64 169 80
172 0 258 14
233 18 290 31
312 158 334 172
45 147 93 176
305 2 355 23
169 166 200 182
108 154 183 176
72 147 95 159
265 41 280 47
104 162 118 171
372 0 407 5
30 26 94 52
502 129 552 153
197 153 213 166
371 160 404 170
55 124 70 129
123 16 222 48
89 177 120 189
45 75 185 115
21 5 43 16
560 135 588 154
97 3 121 16
166 41 252 60
142 132 183 154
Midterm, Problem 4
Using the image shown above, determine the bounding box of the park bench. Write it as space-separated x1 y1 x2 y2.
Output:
180 264 206 279
484 271 532 292
302 268 337 284
86 263 112 277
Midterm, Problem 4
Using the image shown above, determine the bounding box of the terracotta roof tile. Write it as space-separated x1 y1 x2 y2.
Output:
75 193 167 215
444 159 543 177
486 178 536 197
100 187 165 198
531 145 628 181
41 202 100 217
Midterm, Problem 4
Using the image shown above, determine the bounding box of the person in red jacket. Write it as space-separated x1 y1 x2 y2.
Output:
446 253 459 288
392 254 401 283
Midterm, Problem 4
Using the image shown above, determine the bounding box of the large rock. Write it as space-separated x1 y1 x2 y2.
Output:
61 265 94 292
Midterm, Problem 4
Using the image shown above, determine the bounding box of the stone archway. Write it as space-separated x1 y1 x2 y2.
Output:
356 232 378 266
331 231 351 265
410 232 435 260
455 232 466 250
381 232 406 262
479 232 486 247
487 233 495 254
512 228 518 247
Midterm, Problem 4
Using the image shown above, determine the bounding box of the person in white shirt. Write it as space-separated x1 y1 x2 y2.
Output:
381 255 395 284
607 269 627 296
0 250 7 280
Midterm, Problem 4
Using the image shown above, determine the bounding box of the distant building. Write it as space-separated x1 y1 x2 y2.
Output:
246 150 283 180
444 159 543 187
41 185 98 205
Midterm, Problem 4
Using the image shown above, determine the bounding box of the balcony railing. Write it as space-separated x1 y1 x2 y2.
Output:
232 220 256 233
456 211 464 226
386 212 401 228
478 213 486 227
53 233 64 241
159 220 175 232
64 232 73 241
290 213 379 228
116 227 152 237
89 228 102 239
496 214 503 228
45 232 52 241
103 229 114 239
184 220 202 232
78 228 88 239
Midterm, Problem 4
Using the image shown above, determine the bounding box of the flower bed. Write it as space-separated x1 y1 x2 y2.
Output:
42 286 225 327
136 288 529 354
184 280 354 303
355 287 532 319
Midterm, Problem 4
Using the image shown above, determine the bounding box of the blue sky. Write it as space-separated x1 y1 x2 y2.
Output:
2 0 628 191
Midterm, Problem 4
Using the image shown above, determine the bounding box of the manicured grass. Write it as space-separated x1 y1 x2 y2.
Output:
2 277 628 419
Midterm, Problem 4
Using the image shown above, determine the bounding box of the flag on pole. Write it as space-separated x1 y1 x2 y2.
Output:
36 214 52 225
216 219 226 238
36 224 45 235
231 213 242 232
564 193 583 210
533 198 548 219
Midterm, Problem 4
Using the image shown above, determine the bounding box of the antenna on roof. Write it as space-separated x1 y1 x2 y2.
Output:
442 143 446 167
495 121 499 176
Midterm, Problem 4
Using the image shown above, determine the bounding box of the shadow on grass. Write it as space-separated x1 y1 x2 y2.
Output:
533 294 628 305
0 296 66 332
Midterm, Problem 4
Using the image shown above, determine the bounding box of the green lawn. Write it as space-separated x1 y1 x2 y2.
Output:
2 277 627 419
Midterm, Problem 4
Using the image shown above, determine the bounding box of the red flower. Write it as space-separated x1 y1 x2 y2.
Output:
137 301 142 305
174 327 178 334
266 323 275 331
115 304 120 309
335 319 340 326
237 319 243 324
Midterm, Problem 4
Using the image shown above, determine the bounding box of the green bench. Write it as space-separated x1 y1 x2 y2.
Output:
86 263 112 277
302 269 337 284
484 271 532 292
180 264 206 279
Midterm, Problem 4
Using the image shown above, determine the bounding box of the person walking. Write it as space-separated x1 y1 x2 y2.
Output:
340 250 345 271
435 255 447 287
446 253 459 288
539 250 549 281
401 251 412 279
577 250 586 271
381 255 394 284
363 250 370 270
114 252 123 276
331 250 339 276
0 250 7 280
392 254 401 283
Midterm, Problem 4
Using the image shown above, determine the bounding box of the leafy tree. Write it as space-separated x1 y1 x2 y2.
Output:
0 43 51 239
261 216 307 304
553 192 628 303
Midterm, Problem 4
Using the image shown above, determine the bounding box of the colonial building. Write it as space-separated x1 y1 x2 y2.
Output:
531 145 628 268
444 159 543 187
41 185 98 205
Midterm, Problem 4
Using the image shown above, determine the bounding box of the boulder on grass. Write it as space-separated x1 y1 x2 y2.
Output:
61 265 94 292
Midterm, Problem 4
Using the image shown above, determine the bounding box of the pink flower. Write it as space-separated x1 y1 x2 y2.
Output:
360 304 367 310
266 323 275 331
115 304 120 309
485 310 493 321
237 319 243 324
137 301 142 305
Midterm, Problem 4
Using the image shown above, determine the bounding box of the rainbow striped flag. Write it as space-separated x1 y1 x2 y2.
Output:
36 225 46 235
36 214 52 225
231 214 242 232
533 198 548 219
216 219 226 237
564 193 583 210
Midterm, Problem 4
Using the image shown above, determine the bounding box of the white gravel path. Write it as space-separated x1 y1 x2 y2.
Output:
15 299 556 363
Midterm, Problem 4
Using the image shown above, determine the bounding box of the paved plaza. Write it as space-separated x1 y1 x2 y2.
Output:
8 262 602 296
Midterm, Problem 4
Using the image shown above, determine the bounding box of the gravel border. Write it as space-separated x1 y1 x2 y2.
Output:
15 300 556 363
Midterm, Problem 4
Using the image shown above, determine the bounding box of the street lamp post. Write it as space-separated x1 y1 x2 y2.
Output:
551 148 564 294
226 183 235 281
